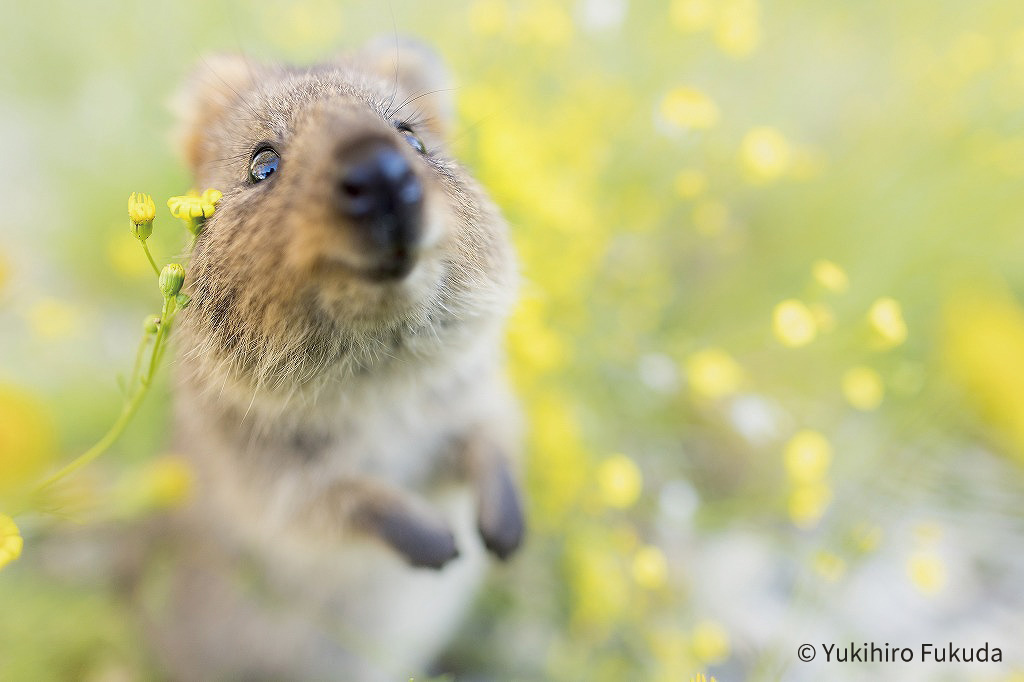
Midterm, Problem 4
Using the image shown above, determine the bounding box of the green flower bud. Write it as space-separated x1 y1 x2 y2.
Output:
143 315 160 334
159 263 185 299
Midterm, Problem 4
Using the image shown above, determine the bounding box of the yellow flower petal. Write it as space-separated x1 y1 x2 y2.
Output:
907 551 947 595
783 429 832 483
597 454 643 509
670 0 714 33
0 514 23 569
842 366 884 410
686 347 743 399
691 620 730 663
812 259 849 293
788 482 832 528
868 297 908 348
773 299 817 347
741 126 792 181
661 87 719 131
632 545 669 589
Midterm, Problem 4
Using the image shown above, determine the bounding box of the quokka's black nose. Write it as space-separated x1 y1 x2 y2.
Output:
335 140 424 268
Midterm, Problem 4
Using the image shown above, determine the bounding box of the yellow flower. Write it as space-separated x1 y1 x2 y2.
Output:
686 347 743 398
0 514 23 570
167 188 222 235
661 87 719 131
632 545 669 589
715 0 761 57
907 551 947 595
690 676 718 682
812 259 849 293
0 385 56 496
842 366 885 411
691 620 730 663
26 298 78 339
868 297 908 348
597 454 643 509
670 0 714 33
788 482 832 528
783 430 832 483
128 192 156 240
741 126 792 181
773 299 817 347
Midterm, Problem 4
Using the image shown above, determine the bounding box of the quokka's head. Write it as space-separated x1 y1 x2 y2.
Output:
173 40 516 396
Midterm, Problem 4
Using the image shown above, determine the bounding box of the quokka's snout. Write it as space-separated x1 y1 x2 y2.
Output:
334 135 425 280
270 101 441 283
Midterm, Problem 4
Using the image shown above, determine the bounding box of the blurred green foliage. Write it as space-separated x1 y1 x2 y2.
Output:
2 0 1024 680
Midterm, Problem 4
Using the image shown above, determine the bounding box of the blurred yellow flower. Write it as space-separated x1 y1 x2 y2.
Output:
0 514 23 569
674 169 708 199
26 298 79 339
0 385 56 495
690 676 717 682
0 250 9 292
812 259 849 293
715 0 761 57
741 126 792 181
841 366 884 411
691 620 730 663
942 289 1024 463
772 299 817 347
868 297 908 348
783 430 832 483
114 456 194 517
519 1 573 46
788 482 832 528
632 545 669 589
685 347 743 399
660 87 719 131
568 540 629 628
813 551 846 582
907 551 947 595
670 0 714 33
597 454 643 509
468 0 507 35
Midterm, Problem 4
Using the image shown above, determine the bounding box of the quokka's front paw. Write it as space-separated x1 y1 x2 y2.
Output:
477 459 525 560
362 502 460 570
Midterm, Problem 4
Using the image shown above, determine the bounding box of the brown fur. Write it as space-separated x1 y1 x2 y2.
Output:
145 40 524 681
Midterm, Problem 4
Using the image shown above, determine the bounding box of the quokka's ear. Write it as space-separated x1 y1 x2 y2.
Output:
171 54 263 171
359 37 454 140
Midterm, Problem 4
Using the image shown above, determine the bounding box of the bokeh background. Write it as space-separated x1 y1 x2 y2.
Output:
3 0 1024 680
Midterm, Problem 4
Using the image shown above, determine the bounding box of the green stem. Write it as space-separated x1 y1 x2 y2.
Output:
33 296 178 498
33 385 151 493
140 241 160 277
128 331 153 395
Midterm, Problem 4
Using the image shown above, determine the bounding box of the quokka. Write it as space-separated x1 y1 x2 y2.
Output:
140 38 525 681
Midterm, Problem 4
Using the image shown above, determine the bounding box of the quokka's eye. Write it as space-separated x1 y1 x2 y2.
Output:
250 147 280 182
396 123 426 154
